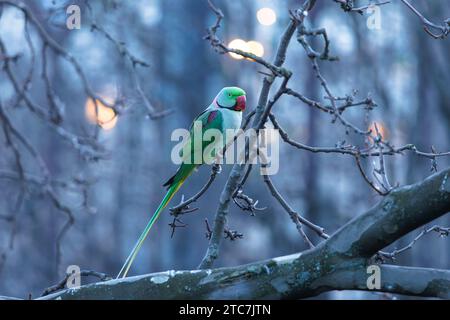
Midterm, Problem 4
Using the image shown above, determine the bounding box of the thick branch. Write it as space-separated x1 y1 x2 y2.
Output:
39 167 450 300
39 256 450 300
327 168 450 258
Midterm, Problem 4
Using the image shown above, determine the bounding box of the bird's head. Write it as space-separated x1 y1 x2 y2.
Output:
215 87 246 112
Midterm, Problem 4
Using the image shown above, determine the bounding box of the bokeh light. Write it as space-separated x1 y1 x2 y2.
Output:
257 8 276 26
228 39 264 60
369 122 388 140
228 39 249 59
85 97 118 130
247 40 264 58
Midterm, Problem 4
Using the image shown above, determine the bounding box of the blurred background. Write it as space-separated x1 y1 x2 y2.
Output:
0 0 449 299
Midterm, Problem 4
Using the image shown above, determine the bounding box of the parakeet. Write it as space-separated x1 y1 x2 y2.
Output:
117 87 246 278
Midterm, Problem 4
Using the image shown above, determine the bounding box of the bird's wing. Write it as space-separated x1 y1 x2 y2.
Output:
180 109 223 164
163 109 223 189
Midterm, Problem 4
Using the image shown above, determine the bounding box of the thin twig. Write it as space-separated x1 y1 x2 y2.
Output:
41 270 111 297
377 225 450 262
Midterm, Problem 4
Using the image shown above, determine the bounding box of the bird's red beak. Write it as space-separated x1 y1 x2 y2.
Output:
235 95 246 111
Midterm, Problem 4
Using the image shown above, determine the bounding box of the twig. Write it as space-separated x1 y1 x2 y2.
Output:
223 227 243 241
334 0 391 15
199 1 304 269
355 153 388 196
204 218 212 240
204 0 291 78
262 164 328 245
169 164 221 216
168 217 188 238
41 270 111 297
89 21 171 119
377 225 450 262
400 0 450 39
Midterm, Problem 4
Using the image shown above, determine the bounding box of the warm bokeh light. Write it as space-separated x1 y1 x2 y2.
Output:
257 8 277 26
247 40 264 58
228 39 249 59
85 97 118 130
228 39 264 60
369 122 388 140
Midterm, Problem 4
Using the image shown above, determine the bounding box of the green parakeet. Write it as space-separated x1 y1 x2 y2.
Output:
117 87 246 278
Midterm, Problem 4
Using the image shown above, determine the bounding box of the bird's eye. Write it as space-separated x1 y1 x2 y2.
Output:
228 93 231 97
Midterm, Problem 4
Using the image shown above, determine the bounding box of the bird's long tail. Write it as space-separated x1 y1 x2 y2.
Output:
116 179 187 279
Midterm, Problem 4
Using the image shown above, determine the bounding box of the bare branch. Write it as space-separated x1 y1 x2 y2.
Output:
334 0 391 15
169 164 221 216
400 0 450 39
41 269 112 297
378 225 450 262
88 21 171 119
262 166 328 244
199 4 302 268
39 168 450 300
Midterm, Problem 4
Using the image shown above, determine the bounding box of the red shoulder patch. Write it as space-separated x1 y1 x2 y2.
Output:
207 110 218 123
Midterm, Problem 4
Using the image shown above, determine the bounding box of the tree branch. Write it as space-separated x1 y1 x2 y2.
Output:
198 0 313 269
38 167 450 300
